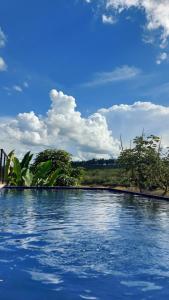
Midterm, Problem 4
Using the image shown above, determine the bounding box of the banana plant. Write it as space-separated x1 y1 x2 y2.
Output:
23 169 34 186
20 151 33 169
5 151 34 186
32 160 52 186
5 150 15 182
45 168 62 186
32 161 82 186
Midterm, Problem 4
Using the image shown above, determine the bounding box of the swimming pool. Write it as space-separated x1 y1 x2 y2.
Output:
0 189 169 299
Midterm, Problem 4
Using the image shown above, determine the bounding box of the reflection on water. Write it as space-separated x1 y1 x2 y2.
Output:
0 189 169 299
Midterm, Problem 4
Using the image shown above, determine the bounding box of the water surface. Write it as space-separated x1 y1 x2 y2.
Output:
0 189 169 299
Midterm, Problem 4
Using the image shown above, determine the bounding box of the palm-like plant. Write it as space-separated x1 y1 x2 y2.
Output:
5 151 33 186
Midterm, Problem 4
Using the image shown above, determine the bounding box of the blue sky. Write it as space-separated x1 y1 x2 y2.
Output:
1 0 169 158
0 0 169 116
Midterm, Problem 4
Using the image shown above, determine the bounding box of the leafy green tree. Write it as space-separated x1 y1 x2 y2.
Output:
32 149 72 172
156 151 169 195
118 135 161 192
32 149 83 186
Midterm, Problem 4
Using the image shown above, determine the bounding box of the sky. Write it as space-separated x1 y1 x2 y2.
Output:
1 0 169 159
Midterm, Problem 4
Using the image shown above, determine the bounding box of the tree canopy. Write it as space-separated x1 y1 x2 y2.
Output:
118 134 169 194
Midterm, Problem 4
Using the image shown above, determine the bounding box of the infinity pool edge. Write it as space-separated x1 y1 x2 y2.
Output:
2 186 169 201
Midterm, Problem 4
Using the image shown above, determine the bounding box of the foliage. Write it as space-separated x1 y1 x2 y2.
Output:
5 149 83 187
5 151 34 186
32 149 72 173
156 152 169 195
6 137 169 194
31 149 83 186
118 134 169 194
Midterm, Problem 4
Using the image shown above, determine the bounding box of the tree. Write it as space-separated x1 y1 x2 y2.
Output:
32 149 72 172
31 149 83 186
118 135 161 192
156 151 169 195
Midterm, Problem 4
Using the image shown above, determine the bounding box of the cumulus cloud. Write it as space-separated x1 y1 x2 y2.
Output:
0 89 120 159
0 57 7 71
1 89 169 159
99 101 169 147
83 65 140 87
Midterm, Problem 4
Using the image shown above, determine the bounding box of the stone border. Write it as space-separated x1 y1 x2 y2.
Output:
2 186 169 201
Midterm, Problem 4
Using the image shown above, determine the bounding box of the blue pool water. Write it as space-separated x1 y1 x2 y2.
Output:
0 190 169 299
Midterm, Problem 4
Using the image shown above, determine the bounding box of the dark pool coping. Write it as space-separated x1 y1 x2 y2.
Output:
2 185 169 201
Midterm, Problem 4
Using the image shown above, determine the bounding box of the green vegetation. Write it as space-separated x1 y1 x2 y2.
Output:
118 134 169 195
5 151 33 186
79 134 169 196
81 168 120 186
32 149 72 172
5 149 83 187
5 134 169 196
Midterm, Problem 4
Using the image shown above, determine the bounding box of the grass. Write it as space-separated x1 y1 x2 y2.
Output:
81 168 121 186
81 168 169 197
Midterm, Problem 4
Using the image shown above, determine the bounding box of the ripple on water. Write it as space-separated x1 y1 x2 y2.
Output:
0 190 169 299
80 295 98 300
27 270 63 285
121 280 163 292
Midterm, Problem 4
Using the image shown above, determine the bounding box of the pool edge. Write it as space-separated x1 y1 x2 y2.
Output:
2 186 169 201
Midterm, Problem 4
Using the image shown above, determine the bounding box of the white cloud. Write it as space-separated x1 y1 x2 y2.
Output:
102 14 116 24
4 82 29 94
0 27 7 48
86 0 169 49
105 0 169 47
98 101 169 147
13 85 23 92
2 89 169 159
0 57 7 71
84 65 140 87
156 52 168 64
0 89 120 159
